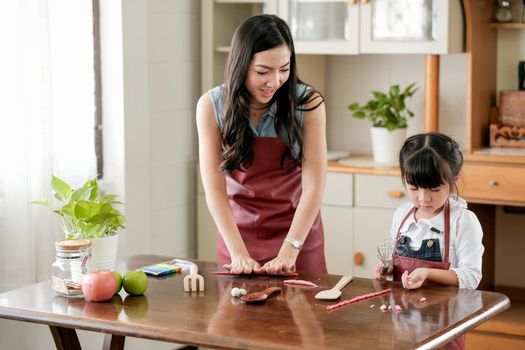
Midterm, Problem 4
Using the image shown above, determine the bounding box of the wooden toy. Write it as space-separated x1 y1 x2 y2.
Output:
183 264 204 292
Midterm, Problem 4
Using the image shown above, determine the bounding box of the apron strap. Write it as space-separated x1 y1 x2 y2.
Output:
396 207 416 240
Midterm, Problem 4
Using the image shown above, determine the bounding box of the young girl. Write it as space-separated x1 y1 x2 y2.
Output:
196 15 327 275
374 132 484 290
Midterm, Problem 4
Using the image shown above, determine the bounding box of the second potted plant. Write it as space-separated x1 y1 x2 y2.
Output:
348 83 418 165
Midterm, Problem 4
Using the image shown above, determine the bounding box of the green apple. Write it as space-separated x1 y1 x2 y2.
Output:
112 271 123 294
122 270 148 296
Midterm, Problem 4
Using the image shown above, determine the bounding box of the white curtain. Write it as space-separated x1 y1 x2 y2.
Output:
0 0 97 292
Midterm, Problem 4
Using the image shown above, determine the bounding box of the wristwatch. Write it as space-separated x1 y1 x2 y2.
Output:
284 237 303 250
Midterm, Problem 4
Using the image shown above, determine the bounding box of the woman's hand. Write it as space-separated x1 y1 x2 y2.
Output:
223 255 261 274
259 245 298 275
402 268 429 289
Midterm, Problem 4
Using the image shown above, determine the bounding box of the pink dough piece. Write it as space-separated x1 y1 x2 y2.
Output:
283 279 318 287
326 288 392 311
420 297 427 302
395 304 403 311
370 304 375 308
388 305 392 310
380 304 387 312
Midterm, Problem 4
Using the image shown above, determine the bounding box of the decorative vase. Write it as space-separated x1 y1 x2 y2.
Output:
370 127 407 165
89 235 119 271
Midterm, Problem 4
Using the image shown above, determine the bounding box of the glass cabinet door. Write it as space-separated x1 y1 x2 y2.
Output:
360 0 464 54
278 0 360 55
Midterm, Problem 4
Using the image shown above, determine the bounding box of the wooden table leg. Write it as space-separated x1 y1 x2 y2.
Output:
103 333 125 350
49 325 82 350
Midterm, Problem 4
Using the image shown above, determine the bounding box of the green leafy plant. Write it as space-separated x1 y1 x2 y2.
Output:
32 175 126 239
348 83 418 131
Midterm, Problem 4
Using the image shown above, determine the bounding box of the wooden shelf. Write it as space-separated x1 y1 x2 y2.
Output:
464 149 525 164
489 22 525 29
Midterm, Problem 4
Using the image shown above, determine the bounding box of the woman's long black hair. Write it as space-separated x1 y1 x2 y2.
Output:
220 14 323 173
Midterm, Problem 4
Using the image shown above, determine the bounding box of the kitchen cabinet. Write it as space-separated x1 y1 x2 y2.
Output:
462 2 525 347
321 170 406 277
276 0 464 55
352 174 406 277
277 0 360 54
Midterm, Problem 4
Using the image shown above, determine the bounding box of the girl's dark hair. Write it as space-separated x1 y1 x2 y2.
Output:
399 133 463 195
220 14 323 173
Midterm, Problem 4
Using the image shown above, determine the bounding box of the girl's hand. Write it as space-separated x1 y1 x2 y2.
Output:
373 261 393 280
402 268 429 289
223 255 261 274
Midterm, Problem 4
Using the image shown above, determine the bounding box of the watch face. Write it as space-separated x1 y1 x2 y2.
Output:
286 237 302 249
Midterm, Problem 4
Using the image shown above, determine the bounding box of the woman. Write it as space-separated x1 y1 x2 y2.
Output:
196 14 327 275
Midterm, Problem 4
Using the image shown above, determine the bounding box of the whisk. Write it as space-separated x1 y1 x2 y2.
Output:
377 238 395 276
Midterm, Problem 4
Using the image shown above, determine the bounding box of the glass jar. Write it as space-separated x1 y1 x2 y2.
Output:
51 239 92 298
494 0 513 22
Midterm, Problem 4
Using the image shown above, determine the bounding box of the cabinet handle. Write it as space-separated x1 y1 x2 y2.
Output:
488 179 498 187
388 190 404 198
354 252 363 266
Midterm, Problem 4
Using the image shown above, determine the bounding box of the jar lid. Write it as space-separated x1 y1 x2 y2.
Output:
55 239 91 252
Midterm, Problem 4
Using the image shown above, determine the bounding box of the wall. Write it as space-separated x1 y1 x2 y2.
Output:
0 1 200 349
324 54 467 155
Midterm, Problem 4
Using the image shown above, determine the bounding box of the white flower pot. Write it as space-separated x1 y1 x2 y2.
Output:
370 127 407 165
89 235 119 271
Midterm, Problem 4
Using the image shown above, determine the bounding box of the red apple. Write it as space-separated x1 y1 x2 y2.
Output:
82 270 117 302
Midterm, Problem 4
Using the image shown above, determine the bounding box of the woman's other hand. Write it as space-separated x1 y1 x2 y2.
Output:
259 249 297 275
223 255 261 274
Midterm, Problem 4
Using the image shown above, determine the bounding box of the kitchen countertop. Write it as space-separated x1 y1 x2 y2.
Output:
327 156 401 176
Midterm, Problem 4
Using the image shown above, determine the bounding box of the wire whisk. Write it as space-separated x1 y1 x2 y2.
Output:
377 237 395 275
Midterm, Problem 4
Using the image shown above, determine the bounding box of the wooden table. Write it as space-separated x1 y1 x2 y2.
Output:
0 255 510 350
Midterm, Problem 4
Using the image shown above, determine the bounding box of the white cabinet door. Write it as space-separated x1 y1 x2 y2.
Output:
278 0 360 55
353 207 393 278
278 0 463 55
321 206 353 275
359 0 464 54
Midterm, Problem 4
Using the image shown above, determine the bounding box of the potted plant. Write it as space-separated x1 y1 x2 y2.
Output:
32 175 126 270
348 83 417 165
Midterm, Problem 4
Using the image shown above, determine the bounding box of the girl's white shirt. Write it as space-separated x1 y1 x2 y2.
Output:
390 196 484 290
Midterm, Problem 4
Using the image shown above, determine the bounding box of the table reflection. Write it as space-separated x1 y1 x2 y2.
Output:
208 278 325 348
372 280 483 346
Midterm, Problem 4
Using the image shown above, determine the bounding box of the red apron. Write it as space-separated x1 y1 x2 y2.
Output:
393 200 451 282
217 137 327 274
393 200 465 350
